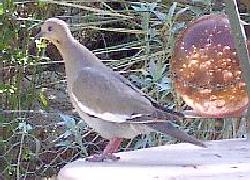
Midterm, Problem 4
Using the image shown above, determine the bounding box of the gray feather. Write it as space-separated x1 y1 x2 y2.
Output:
147 123 206 147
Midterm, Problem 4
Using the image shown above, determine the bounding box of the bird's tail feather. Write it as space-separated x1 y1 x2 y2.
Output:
147 122 206 148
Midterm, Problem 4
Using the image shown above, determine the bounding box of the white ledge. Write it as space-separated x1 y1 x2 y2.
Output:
58 138 250 180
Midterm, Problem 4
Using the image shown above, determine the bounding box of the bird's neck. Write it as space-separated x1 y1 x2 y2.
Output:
56 39 105 86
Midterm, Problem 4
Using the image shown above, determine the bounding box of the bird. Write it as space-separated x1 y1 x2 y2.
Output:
35 18 206 162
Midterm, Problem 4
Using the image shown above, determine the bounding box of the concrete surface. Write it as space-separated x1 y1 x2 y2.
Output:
58 138 250 180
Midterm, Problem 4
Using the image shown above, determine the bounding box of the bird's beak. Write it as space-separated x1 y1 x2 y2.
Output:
34 31 45 40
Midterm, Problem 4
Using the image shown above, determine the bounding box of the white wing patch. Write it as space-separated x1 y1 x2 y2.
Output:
71 93 142 123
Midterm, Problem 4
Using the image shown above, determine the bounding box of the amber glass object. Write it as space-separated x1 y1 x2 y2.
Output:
172 15 249 117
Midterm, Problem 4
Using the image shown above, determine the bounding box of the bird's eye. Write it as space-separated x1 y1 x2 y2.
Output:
48 26 52 32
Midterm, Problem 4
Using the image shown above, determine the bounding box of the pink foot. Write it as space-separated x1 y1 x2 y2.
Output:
86 137 123 162
86 153 120 162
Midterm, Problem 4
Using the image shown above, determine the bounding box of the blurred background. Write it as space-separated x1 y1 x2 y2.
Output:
1 0 250 179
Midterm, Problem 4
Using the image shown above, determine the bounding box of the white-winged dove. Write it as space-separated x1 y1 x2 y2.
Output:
35 18 206 162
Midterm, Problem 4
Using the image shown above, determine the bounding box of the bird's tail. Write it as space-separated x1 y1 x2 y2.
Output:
147 122 206 148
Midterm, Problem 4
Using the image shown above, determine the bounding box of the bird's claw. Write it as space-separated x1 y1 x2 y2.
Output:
86 153 120 162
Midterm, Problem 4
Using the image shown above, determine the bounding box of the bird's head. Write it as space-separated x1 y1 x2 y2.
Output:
35 18 73 46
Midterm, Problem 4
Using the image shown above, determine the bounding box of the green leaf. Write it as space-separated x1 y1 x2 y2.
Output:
168 2 177 18
18 122 33 133
148 59 156 76
0 3 3 16
192 0 211 6
39 90 48 108
176 7 189 17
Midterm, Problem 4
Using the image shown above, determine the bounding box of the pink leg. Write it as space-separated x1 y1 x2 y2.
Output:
86 138 123 162
103 138 123 155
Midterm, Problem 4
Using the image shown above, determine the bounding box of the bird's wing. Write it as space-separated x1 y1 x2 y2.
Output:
112 68 184 117
71 67 179 123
